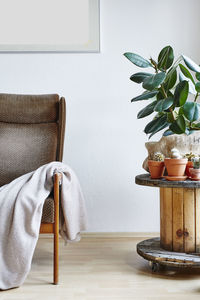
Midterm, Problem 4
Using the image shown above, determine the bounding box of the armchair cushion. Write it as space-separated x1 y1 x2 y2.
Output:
0 122 58 186
0 93 59 123
0 93 61 187
42 195 54 223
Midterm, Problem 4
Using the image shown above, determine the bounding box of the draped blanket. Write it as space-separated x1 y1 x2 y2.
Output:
0 162 87 290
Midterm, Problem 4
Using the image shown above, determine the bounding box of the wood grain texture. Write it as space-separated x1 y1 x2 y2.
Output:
54 172 60 285
160 188 198 253
137 238 200 267
195 189 200 253
40 223 54 233
183 188 195 253
160 188 173 251
172 188 184 252
39 172 61 285
136 173 200 188
160 188 164 248
4 236 200 299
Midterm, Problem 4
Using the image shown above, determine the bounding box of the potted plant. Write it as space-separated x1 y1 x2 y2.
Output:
148 152 165 179
164 148 188 177
124 45 200 138
189 157 200 180
184 152 196 176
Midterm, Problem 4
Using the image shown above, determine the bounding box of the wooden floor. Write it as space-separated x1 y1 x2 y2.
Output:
2 236 200 299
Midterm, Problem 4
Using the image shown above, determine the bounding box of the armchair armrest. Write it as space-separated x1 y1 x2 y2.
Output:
53 172 61 220
53 171 61 285
53 171 62 186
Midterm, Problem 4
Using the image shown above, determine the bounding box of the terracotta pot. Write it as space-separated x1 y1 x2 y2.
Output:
185 161 193 177
148 160 165 179
189 168 200 180
164 158 188 176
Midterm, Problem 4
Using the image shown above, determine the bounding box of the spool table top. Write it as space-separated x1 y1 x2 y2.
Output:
135 173 200 188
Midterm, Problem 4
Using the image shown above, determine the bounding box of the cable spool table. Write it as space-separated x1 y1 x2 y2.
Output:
135 174 200 271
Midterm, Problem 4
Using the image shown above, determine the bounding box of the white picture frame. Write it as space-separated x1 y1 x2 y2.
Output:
0 0 100 52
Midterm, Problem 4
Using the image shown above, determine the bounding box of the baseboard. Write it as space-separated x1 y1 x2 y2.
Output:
81 232 159 238
39 232 159 239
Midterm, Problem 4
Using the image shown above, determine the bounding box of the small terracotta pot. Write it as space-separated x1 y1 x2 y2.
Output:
189 168 200 180
185 161 193 177
148 160 165 179
164 158 188 176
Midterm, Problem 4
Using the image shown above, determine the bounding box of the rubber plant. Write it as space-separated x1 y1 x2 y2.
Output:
124 46 200 138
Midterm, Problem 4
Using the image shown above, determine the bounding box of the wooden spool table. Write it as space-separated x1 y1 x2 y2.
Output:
135 174 200 271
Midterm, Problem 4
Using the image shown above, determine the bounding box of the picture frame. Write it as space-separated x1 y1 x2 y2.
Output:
0 0 100 52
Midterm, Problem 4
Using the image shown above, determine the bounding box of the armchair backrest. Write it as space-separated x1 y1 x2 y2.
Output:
0 94 66 186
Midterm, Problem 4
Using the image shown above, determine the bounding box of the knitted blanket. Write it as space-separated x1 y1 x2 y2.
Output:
0 162 87 290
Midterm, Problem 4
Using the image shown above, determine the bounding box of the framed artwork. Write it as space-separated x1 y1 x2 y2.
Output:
0 0 100 52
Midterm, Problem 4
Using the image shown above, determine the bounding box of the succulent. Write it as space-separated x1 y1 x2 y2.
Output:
171 148 182 159
152 152 165 161
192 157 200 169
184 152 196 161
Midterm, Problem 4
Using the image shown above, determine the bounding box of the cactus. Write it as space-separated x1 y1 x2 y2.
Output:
184 152 196 161
171 148 182 159
152 152 165 162
192 157 200 169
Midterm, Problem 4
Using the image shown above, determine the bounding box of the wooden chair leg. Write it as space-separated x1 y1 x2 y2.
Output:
54 227 59 284
53 173 60 285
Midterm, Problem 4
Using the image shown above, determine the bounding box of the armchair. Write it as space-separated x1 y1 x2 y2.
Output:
0 93 66 285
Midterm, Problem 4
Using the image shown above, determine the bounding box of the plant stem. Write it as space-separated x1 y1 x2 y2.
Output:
161 84 175 121
194 92 199 102
189 126 200 130
150 58 158 73
161 85 168 98
169 108 176 121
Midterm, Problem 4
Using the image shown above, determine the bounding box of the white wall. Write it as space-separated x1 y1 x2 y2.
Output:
1 0 200 232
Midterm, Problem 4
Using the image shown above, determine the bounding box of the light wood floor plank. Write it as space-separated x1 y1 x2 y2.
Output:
2 237 200 299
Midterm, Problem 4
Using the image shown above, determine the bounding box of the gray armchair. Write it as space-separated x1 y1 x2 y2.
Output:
0 93 66 284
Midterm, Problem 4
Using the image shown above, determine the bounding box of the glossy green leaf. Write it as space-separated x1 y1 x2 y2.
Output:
167 112 175 123
149 122 168 139
196 72 200 81
154 97 174 112
178 107 184 115
182 55 200 73
130 72 152 83
184 128 190 135
158 46 174 70
144 114 168 134
131 91 158 102
124 52 152 68
179 71 196 94
163 129 174 136
164 68 177 90
195 82 200 93
142 72 166 91
156 91 164 100
183 102 200 122
186 129 196 135
174 80 189 107
169 115 186 134
137 101 157 119
165 63 177 81
179 64 195 84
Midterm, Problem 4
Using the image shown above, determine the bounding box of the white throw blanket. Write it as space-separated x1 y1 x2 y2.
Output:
0 162 87 290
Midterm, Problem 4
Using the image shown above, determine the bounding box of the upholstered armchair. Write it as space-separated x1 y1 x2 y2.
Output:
0 94 66 284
